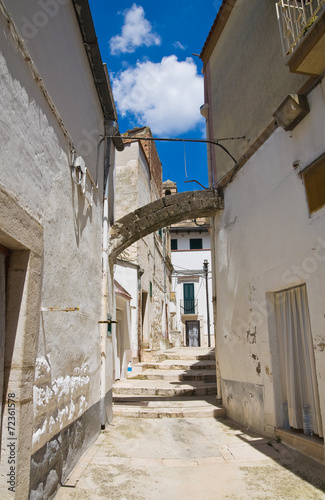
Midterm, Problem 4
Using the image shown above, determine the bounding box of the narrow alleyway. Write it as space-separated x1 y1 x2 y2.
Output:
55 348 325 499
55 416 325 500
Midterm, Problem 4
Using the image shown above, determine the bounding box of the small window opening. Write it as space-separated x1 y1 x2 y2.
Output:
171 239 178 250
190 238 203 250
303 154 325 214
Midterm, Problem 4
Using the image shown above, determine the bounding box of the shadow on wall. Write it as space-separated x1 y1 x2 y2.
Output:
2 250 29 410
71 175 94 248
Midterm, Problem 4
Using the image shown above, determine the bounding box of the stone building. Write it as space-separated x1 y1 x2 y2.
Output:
0 0 123 497
114 128 173 366
201 0 325 462
163 181 214 348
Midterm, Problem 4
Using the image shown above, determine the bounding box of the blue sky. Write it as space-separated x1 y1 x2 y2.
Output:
88 1 222 192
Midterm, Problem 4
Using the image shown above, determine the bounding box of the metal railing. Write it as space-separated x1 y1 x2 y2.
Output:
276 0 325 55
180 299 198 315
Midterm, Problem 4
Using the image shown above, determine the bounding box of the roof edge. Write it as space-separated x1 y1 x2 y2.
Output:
71 0 123 151
200 0 237 65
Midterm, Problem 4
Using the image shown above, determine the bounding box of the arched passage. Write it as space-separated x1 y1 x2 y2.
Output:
110 189 223 260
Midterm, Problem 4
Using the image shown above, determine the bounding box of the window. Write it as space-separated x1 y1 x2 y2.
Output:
171 239 178 250
190 238 203 250
303 154 325 214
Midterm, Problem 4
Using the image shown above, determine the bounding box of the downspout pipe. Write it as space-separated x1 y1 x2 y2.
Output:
100 120 120 428
102 120 120 267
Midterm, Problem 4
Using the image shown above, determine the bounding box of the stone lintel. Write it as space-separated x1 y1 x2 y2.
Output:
117 212 138 226
155 207 169 222
177 201 192 214
134 198 165 218
166 204 181 218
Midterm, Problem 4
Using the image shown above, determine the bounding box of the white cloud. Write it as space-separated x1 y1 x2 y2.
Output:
110 4 161 55
173 41 186 50
112 55 204 136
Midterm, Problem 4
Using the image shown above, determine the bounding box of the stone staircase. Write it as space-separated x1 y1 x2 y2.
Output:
113 347 226 419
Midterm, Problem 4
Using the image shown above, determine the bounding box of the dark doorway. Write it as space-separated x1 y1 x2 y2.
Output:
141 290 148 348
186 320 200 347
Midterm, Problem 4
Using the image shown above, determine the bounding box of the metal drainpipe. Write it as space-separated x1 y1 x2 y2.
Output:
201 86 222 400
100 121 119 428
163 228 168 339
137 268 144 361
211 216 222 402
203 260 211 348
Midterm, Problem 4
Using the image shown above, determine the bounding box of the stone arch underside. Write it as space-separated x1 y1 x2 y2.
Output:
110 189 223 260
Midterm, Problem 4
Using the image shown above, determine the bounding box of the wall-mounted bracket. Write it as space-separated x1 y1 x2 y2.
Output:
98 314 117 336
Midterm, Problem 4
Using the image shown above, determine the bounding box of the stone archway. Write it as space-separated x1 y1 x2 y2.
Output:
110 189 223 260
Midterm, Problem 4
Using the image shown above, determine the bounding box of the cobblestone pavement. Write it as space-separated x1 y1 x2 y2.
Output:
56 417 325 500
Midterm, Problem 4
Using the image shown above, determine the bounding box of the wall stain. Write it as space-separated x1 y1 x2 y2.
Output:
251 353 261 376
224 215 237 230
247 326 257 344
318 343 325 352
227 393 234 405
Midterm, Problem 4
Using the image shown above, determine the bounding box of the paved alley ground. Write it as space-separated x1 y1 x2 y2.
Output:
56 416 325 500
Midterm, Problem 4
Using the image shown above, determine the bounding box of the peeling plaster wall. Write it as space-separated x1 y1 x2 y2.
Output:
213 79 325 436
0 2 112 496
32 357 90 451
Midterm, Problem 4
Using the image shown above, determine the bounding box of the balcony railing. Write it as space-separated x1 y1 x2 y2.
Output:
276 0 325 55
180 299 198 315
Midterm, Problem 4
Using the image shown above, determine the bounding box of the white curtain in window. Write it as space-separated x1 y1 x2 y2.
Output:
275 285 323 437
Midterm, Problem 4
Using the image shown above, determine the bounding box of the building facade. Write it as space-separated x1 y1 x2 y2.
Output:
0 0 123 497
164 181 214 348
114 128 173 367
201 0 325 461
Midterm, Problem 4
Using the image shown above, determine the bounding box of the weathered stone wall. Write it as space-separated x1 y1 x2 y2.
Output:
114 132 175 355
0 2 114 497
124 127 162 199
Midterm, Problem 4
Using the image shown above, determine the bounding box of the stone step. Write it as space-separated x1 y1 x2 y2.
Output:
113 396 226 419
128 369 217 382
142 347 215 363
113 379 217 397
112 348 222 420
140 360 216 371
113 403 226 418
159 352 216 362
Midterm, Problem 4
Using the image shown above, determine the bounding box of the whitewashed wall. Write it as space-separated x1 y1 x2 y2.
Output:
0 1 114 497
171 235 214 347
213 78 325 436
114 263 138 361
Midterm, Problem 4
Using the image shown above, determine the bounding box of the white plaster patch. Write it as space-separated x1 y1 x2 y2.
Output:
32 356 90 450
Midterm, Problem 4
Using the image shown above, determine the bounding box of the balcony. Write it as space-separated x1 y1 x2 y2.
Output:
180 299 198 315
276 0 325 75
